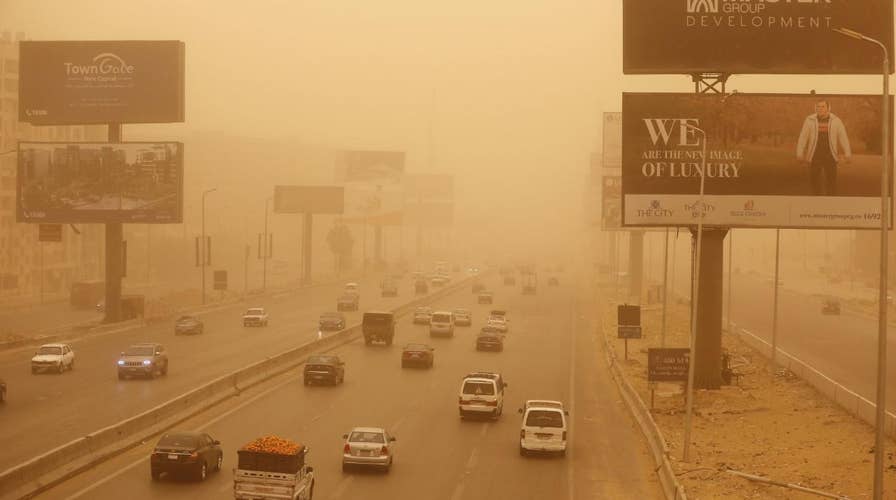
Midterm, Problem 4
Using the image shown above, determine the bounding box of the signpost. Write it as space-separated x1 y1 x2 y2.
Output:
213 270 227 291
617 304 642 359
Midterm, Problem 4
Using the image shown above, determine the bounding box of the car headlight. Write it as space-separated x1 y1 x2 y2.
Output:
142 359 152 366
117 360 125 366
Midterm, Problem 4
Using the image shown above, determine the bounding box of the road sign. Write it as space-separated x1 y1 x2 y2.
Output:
38 224 62 242
213 270 227 291
618 304 640 326
618 325 642 339
648 348 690 382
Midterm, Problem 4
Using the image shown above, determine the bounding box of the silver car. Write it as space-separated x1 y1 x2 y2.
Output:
341 427 396 473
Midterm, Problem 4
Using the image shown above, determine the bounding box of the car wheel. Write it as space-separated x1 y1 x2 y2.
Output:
308 480 315 500
459 409 466 419
197 461 207 481
304 378 311 386
118 372 126 380
342 463 350 473
151 468 161 481
0 389 5 403
559 449 567 458
57 363 64 374
31 367 37 375
401 361 407 369
519 445 527 457
429 359 434 368
69 359 74 371
162 362 169 375
215 454 223 471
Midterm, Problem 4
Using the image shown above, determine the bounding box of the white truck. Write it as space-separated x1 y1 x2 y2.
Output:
242 307 270 327
233 439 314 499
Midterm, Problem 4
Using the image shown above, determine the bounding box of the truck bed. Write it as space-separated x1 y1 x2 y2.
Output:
233 468 311 500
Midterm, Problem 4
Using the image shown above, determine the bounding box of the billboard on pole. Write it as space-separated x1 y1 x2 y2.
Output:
621 93 894 229
273 186 344 214
17 142 183 223
623 0 894 75
19 41 185 125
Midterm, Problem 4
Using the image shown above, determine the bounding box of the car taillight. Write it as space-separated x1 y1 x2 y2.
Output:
189 451 199 459
562 431 567 440
380 446 389 455
343 444 351 454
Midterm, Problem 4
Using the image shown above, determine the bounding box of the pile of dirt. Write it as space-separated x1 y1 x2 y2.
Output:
603 298 896 499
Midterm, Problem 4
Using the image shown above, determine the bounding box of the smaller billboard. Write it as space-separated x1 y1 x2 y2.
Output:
335 150 405 184
19 41 185 125
273 186 344 214
17 142 183 224
647 348 690 383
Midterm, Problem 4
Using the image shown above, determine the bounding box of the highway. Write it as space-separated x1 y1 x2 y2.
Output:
0 274 419 472
36 274 662 500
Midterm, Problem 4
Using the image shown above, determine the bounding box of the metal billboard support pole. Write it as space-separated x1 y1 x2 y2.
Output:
661 228 669 347
772 229 781 366
263 197 271 291
727 229 733 334
104 123 123 323
201 188 216 305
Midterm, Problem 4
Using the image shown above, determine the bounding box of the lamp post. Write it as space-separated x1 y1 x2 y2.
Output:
263 196 272 291
201 188 217 305
833 26 889 500
682 123 708 463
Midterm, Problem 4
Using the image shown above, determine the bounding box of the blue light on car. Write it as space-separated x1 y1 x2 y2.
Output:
142 359 152 366
117 360 125 366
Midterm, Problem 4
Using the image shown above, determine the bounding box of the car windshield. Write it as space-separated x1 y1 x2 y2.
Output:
431 313 451 323
363 313 391 324
416 308 431 314
321 313 340 319
125 346 155 356
454 309 469 315
246 309 264 315
37 346 62 355
526 410 564 428
177 316 194 322
349 431 385 443
308 356 336 364
405 344 429 351
463 381 495 395
157 434 198 448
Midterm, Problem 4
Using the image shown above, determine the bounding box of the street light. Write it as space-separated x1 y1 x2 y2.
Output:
682 122 708 463
201 188 217 305
833 26 890 500
263 196 272 290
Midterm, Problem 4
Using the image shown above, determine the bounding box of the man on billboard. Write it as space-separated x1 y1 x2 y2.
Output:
796 100 852 196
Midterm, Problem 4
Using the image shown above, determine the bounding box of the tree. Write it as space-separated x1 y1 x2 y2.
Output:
326 222 354 272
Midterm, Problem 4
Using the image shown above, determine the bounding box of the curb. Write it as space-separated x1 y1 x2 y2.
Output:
599 310 688 500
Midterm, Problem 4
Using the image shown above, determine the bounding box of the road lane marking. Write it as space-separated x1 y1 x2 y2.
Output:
326 476 354 499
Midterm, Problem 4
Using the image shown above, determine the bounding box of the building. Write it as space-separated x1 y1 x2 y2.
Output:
0 32 107 302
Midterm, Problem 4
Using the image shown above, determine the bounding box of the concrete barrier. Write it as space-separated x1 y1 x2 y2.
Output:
0 272 481 498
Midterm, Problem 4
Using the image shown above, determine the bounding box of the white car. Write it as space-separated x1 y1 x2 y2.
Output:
413 307 433 325
487 316 508 333
344 282 360 296
519 400 569 457
342 427 396 473
31 343 75 374
458 371 508 420
429 311 455 337
242 307 269 327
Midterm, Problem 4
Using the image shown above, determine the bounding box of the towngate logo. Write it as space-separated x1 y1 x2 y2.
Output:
64 53 135 78
687 0 718 14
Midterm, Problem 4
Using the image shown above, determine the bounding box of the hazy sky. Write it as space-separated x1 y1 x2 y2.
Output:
3 1 894 259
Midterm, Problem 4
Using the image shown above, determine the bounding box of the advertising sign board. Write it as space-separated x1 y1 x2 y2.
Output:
273 186 345 215
618 325 643 339
647 348 690 383
622 93 894 229
623 0 894 74
17 142 183 224
19 41 185 125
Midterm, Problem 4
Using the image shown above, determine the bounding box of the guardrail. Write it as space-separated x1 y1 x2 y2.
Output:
0 273 482 499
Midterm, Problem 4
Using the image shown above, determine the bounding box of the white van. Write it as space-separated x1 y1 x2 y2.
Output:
458 372 507 419
429 311 455 337
518 400 568 456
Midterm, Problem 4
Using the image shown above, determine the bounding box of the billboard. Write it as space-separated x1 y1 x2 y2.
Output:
334 150 405 184
602 174 623 230
623 0 894 75
19 41 186 125
602 112 622 169
273 185 344 214
17 141 183 223
622 93 894 229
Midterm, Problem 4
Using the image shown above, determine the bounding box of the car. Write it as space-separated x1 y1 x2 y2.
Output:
319 312 346 331
337 293 359 311
458 371 508 420
822 299 841 315
174 315 204 335
401 343 435 368
362 311 395 345
415 279 429 295
381 280 399 297
471 281 485 293
504 276 516 286
344 282 360 296
413 306 433 325
242 307 269 327
303 354 345 385
429 311 455 338
431 275 448 287
117 343 169 380
453 309 472 326
487 316 508 334
0 377 6 403
518 401 569 457
547 277 559 286
477 291 494 304
342 427 396 473
476 328 504 351
31 343 75 374
95 300 105 313
150 431 223 481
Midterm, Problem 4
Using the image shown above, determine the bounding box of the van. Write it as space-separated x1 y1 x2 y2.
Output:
429 311 455 337
362 311 395 346
518 400 568 456
458 372 507 420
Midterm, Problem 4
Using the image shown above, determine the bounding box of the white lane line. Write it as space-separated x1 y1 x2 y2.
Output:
326 476 354 500
64 367 302 500
448 424 487 500
567 299 577 500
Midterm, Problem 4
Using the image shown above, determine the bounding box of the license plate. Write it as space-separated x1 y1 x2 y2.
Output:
314 375 325 378
129 368 139 372
410 354 419 358
167 454 178 460
361 450 371 457
536 434 552 440
472 401 485 406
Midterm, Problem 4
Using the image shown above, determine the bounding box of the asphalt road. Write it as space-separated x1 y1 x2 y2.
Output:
36 275 662 500
728 271 896 412
0 274 432 472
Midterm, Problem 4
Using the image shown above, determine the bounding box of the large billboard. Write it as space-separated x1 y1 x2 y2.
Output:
622 93 894 229
623 0 894 75
334 150 405 184
273 186 345 214
17 142 183 223
19 41 185 125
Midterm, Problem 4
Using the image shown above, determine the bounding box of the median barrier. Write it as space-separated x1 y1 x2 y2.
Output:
0 272 483 499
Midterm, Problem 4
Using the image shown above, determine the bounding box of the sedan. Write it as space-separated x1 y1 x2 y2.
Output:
477 292 494 304
150 431 223 481
342 427 396 473
319 312 347 331
401 343 435 368
174 315 204 335
453 308 472 326
31 343 75 374
413 307 433 325
476 329 504 352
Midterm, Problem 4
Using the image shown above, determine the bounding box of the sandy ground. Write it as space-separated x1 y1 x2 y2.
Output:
602 293 896 499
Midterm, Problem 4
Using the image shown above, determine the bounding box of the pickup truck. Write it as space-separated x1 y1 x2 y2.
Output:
234 437 314 500
243 307 270 327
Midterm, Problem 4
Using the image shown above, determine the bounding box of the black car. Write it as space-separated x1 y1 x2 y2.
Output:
476 327 504 351
174 315 204 335
319 312 346 331
117 343 169 380
401 343 435 368
151 431 223 481
304 354 345 385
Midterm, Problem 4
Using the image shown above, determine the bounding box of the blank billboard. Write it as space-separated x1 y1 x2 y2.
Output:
273 185 345 214
621 93 893 229
17 142 183 223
